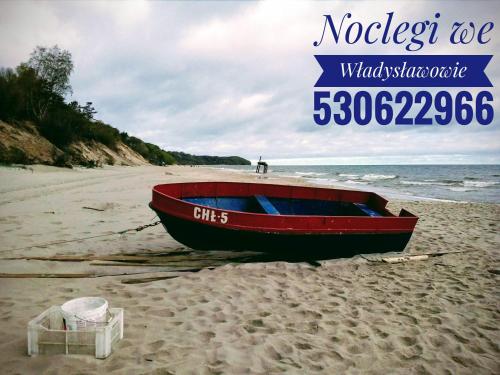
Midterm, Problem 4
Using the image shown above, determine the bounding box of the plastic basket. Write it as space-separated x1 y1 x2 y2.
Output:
27 306 123 359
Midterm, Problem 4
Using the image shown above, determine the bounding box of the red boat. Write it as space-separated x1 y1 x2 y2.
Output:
150 182 418 259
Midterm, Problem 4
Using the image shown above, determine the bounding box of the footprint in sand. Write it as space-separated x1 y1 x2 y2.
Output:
428 333 451 348
149 309 175 317
194 309 206 317
56 287 75 293
264 345 282 360
147 339 165 351
274 341 294 354
396 312 418 325
397 344 423 360
105 357 126 372
118 339 134 348
398 336 417 346
295 342 312 350
250 319 264 327
244 322 261 333
373 328 389 339
200 331 216 343
344 319 358 328
427 316 441 325
300 309 322 320
376 340 394 352
213 312 226 323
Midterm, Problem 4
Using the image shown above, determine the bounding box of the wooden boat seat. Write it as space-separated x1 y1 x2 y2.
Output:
254 195 280 215
354 203 382 217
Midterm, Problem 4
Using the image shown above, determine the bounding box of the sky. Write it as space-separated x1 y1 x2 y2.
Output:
1 0 499 165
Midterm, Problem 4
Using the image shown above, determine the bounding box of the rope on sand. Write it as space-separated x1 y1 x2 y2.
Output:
0 220 162 254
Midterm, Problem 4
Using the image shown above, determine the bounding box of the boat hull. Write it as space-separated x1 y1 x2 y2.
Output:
149 182 418 259
153 210 414 259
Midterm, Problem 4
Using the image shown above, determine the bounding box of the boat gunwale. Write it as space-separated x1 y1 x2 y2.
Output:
151 182 418 234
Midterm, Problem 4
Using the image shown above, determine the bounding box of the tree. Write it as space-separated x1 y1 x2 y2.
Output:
17 46 74 121
15 64 50 121
27 45 73 97
80 102 97 120
69 101 97 120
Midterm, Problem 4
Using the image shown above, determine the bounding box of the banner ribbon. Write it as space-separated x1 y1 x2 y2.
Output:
314 55 492 87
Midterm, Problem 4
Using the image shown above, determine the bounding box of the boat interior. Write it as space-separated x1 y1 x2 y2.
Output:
183 196 383 217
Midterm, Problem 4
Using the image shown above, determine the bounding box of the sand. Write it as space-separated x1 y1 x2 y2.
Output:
0 165 498 374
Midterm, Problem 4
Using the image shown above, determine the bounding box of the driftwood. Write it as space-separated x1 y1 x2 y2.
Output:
1 252 242 280
380 249 478 264
4 251 265 265
0 268 206 279
82 206 105 212
382 255 429 263
121 275 179 284
4 248 479 271
90 261 177 267
0 273 93 278
4 249 387 277
415 249 479 257
0 251 272 281
4 254 191 263
90 261 219 267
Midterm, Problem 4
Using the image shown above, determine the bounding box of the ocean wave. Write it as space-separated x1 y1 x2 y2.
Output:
295 172 328 177
338 173 359 178
399 179 498 189
424 179 460 184
362 174 398 181
212 167 251 174
447 186 477 192
308 178 338 186
401 180 435 186
463 180 498 188
310 177 336 182
401 180 456 186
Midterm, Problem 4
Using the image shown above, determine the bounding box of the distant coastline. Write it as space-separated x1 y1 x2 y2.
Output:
0 120 251 168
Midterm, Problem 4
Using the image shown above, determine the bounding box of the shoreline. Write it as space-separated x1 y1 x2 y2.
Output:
3 163 499 205
0 164 498 374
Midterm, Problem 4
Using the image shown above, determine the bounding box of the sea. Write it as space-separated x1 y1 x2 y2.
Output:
212 164 500 204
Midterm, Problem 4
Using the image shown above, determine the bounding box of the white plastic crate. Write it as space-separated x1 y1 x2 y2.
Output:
28 306 123 359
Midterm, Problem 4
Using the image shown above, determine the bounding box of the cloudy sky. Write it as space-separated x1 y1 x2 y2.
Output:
1 0 499 164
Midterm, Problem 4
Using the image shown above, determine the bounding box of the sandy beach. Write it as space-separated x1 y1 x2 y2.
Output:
0 165 498 374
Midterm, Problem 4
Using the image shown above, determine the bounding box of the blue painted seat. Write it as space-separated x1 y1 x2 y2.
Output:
254 195 280 215
354 203 381 217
